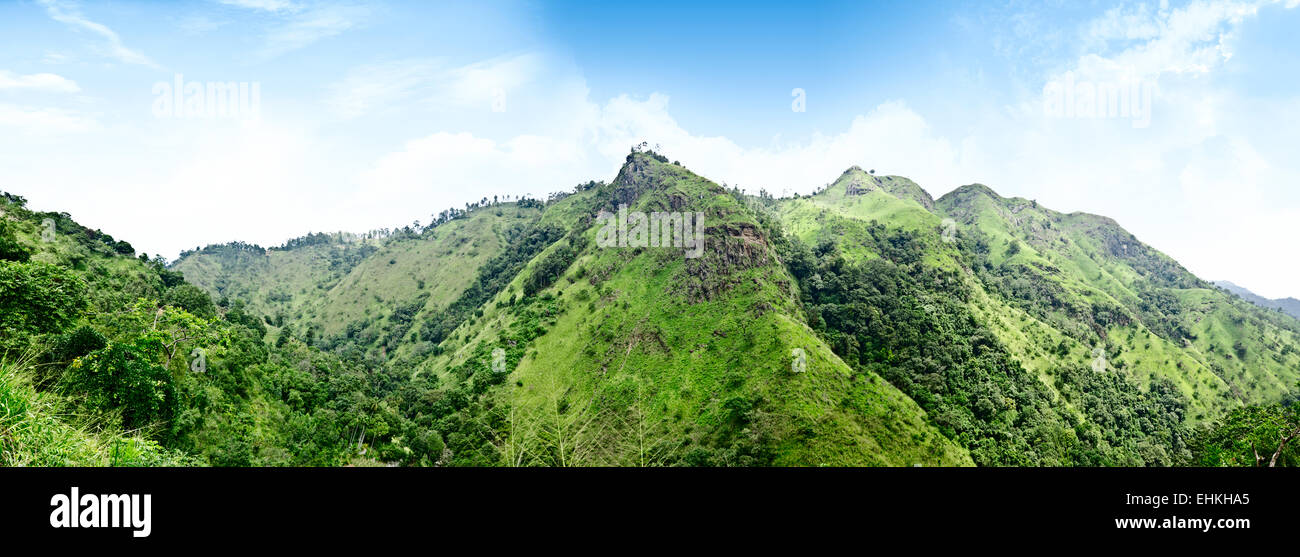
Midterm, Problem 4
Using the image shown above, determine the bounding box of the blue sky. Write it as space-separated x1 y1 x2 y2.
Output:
2 0 1300 297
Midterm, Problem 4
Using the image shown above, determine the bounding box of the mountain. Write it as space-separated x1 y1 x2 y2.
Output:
0 192 410 466
1215 280 1300 321
7 150 1300 467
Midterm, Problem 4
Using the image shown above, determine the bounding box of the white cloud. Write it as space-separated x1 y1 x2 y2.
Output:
41 52 73 65
325 53 546 119
215 0 367 57
38 0 158 68
1073 0 1261 80
350 87 969 224
0 103 96 134
326 59 442 119
0 71 80 93
260 2 369 57
217 0 302 13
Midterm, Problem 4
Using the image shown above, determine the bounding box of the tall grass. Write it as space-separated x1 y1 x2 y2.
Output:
0 356 200 467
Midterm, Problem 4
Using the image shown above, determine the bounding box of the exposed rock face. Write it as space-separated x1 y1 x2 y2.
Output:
845 173 878 196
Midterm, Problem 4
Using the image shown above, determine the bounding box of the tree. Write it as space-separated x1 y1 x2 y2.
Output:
0 219 32 262
0 260 88 351
1191 402 1300 467
164 283 216 319
61 337 177 431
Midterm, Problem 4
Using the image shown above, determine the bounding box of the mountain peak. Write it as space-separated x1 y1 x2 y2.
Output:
938 183 1002 204
823 166 935 210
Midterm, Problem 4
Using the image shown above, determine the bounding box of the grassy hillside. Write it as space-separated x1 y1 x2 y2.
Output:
1216 280 1300 321
1 358 198 466
173 204 544 366
768 174 1181 465
24 149 1297 467
0 192 415 467
407 153 970 466
934 185 1300 422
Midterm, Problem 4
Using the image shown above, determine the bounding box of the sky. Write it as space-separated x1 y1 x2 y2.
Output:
2 0 1299 297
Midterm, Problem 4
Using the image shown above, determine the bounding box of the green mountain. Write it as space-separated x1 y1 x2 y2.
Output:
6 150 1300 467
1215 280 1300 322
1 193 404 466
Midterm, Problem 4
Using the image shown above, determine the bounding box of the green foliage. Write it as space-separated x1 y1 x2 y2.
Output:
164 283 217 319
10 154 1300 469
522 233 589 297
0 260 88 352
1190 400 1300 467
61 337 177 432
0 218 32 262
418 222 565 344
1 358 198 466
782 230 1187 466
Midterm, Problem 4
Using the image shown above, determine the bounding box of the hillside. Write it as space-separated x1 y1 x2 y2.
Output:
172 204 543 366
401 153 970 466
167 153 1300 467
8 149 1300 467
0 192 430 466
933 184 1300 422
1215 280 1300 321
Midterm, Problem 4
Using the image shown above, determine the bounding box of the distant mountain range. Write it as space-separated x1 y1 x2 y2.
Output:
1214 280 1300 321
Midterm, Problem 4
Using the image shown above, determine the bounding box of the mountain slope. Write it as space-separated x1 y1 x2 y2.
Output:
1215 280 1300 321
935 185 1300 422
0 191 411 467
172 204 543 364
165 154 1300 467
771 170 1183 465
407 153 970 466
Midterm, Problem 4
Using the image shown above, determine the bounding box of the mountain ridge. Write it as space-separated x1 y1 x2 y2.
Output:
161 151 1300 465
1215 280 1300 321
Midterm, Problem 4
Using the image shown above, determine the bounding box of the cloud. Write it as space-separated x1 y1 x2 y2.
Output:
37 0 158 68
0 70 80 93
215 0 367 57
0 103 97 134
351 87 967 222
325 53 546 119
1072 0 1263 80
217 0 302 12
326 59 443 119
258 2 370 57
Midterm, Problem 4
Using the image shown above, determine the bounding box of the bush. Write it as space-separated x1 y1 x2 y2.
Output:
60 338 177 433
0 219 32 262
0 260 88 352
164 283 216 319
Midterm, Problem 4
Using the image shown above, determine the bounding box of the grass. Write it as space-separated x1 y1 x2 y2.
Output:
418 154 972 466
0 357 199 466
161 154 1300 466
